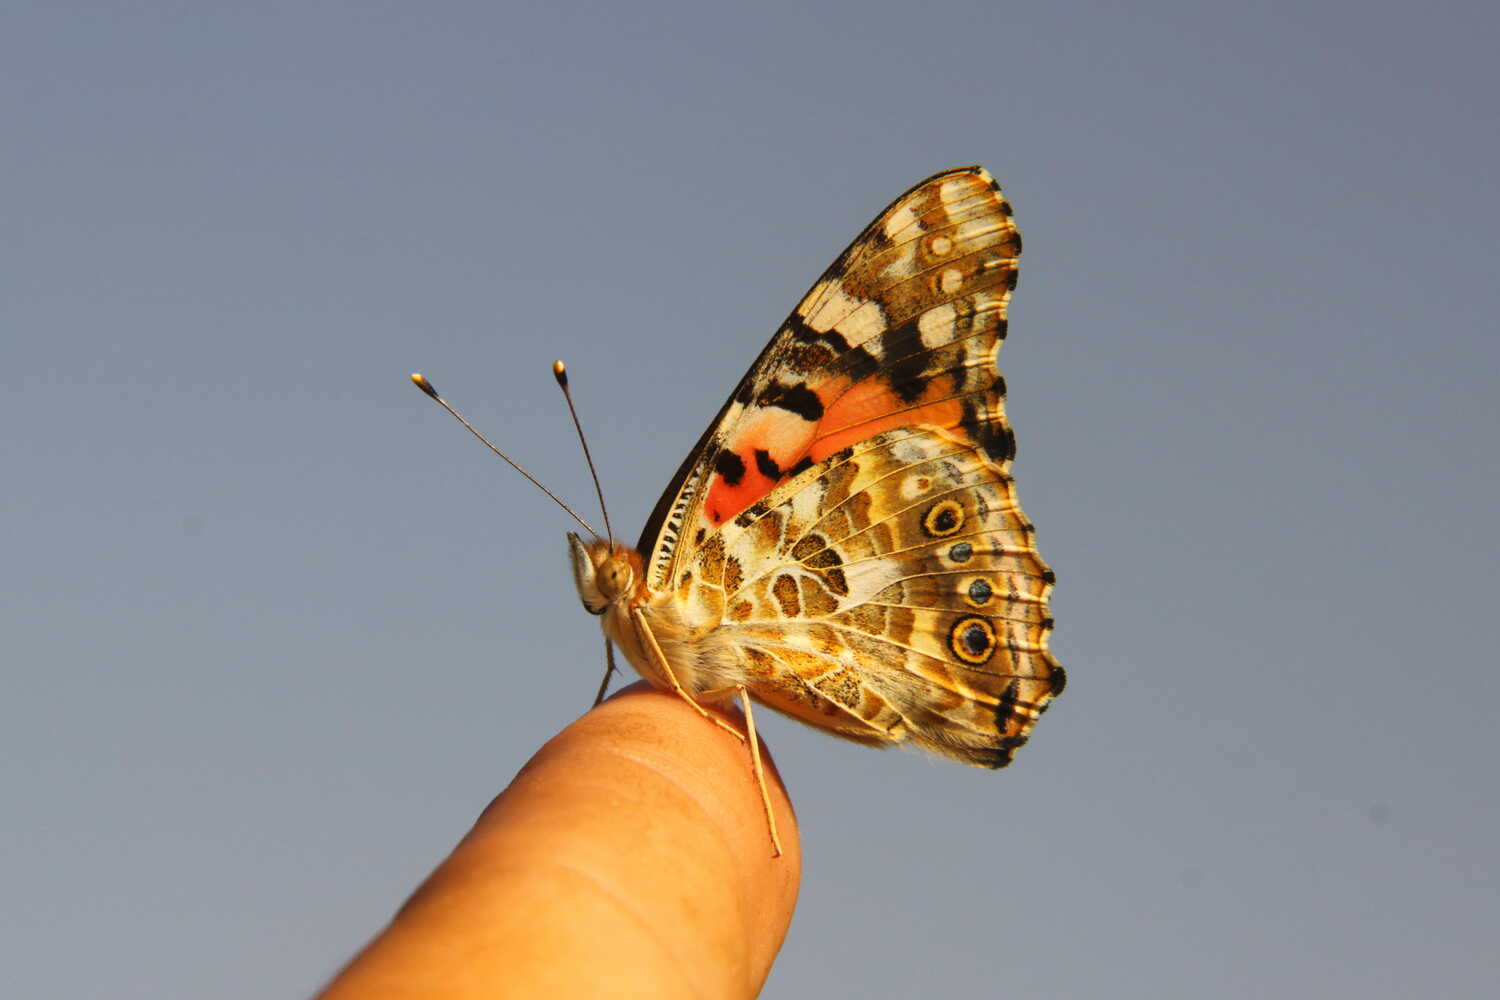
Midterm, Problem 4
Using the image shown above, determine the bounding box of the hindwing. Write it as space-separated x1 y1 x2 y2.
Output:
682 426 1063 766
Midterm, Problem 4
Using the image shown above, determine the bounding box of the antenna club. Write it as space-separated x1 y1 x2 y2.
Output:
552 360 569 387
411 373 439 398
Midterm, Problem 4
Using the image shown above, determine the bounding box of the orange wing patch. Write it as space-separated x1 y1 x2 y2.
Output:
702 369 975 525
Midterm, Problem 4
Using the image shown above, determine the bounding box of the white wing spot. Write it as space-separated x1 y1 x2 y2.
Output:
805 282 874 340
884 203 921 241
834 299 888 343
940 177 975 206
917 302 957 349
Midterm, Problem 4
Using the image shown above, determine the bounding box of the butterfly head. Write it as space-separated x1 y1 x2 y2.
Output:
567 532 642 615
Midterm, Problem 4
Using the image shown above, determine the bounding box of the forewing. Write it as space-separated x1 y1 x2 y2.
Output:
637 166 1023 591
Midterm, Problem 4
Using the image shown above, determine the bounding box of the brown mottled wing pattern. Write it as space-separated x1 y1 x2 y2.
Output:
696 427 1062 766
641 166 1063 766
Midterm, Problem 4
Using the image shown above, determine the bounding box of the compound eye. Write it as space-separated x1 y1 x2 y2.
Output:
597 558 633 600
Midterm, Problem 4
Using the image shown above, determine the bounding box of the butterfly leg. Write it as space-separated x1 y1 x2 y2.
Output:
672 682 784 858
591 638 619 708
630 607 747 743
736 684 783 858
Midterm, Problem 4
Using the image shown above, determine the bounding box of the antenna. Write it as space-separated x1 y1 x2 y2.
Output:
410 373 600 538
551 361 615 547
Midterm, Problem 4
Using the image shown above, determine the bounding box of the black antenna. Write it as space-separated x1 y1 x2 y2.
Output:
551 361 615 547
410 373 600 538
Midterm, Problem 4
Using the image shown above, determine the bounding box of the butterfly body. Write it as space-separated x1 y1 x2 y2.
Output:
568 533 735 697
572 166 1064 772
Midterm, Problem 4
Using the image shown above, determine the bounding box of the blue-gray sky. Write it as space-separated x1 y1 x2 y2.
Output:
5 2 1497 996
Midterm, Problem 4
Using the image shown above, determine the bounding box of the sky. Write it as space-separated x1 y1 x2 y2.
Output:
4 1 1497 996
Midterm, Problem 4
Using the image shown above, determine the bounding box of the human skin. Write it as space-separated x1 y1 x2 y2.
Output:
316 682 801 999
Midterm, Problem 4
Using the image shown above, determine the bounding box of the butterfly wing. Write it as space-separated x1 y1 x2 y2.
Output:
639 166 1062 765
694 426 1062 766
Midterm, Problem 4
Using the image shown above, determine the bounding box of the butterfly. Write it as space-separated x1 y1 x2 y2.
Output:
567 167 1065 855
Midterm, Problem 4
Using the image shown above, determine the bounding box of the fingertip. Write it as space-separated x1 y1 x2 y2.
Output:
320 682 799 999
574 682 800 880
575 684 801 983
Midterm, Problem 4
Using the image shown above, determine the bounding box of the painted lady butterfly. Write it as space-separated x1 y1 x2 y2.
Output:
567 167 1065 853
